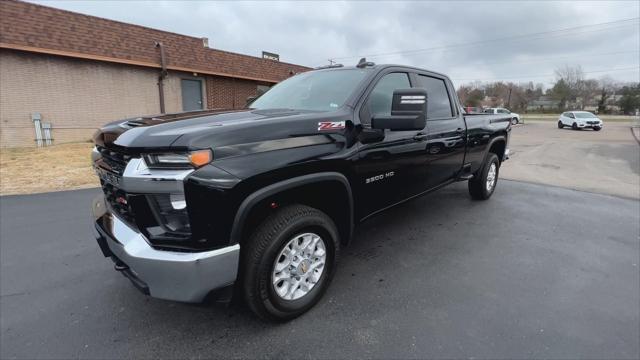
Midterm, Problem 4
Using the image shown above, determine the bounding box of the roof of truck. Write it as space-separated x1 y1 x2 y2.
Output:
312 64 452 80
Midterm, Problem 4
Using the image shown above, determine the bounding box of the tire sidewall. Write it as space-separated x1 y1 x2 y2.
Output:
254 212 338 318
481 154 500 198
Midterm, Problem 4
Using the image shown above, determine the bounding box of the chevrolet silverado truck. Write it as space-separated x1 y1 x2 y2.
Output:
91 61 511 321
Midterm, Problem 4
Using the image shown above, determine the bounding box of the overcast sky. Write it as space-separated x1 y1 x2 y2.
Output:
32 0 640 88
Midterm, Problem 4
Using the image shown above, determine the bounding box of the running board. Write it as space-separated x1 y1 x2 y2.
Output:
456 163 474 180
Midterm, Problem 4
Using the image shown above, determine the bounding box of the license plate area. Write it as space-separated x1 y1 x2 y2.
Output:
96 166 122 187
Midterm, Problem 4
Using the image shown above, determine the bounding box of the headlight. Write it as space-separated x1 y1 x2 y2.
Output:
143 149 212 169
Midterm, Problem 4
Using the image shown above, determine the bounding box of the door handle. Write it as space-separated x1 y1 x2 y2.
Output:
413 133 428 141
455 128 465 134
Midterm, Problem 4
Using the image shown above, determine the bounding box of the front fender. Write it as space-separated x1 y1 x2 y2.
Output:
229 172 354 246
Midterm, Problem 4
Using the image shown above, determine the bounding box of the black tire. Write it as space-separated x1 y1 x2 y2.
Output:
593 126 602 131
572 122 578 130
242 204 339 321
469 153 500 200
558 121 564 129
511 118 519 125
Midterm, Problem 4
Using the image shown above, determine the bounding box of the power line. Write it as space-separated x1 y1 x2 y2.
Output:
420 50 640 68
451 66 640 82
328 17 639 62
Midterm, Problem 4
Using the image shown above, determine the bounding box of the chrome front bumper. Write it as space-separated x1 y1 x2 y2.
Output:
93 195 240 303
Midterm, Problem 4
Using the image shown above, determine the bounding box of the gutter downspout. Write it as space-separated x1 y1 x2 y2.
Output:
155 41 168 114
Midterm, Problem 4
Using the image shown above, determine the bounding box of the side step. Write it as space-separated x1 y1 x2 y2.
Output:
457 163 474 180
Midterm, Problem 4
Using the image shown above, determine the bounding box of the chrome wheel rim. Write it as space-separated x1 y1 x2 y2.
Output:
272 232 327 301
486 163 497 192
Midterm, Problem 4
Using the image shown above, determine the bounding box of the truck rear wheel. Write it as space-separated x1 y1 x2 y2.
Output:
468 153 500 200
242 204 339 321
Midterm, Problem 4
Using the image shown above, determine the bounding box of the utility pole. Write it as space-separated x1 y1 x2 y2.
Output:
507 86 512 108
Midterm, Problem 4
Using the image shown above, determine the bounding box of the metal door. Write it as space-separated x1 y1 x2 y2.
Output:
181 79 203 111
354 71 430 219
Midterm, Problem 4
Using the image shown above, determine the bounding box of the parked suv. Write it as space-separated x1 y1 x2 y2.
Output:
91 62 512 321
558 111 603 131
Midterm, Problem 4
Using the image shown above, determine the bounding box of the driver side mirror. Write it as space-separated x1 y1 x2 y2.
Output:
246 95 258 107
371 88 427 131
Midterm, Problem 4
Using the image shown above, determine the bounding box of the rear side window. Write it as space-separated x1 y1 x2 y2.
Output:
368 72 411 116
417 75 454 119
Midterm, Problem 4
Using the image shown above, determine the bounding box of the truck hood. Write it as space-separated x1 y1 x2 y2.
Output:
93 108 350 153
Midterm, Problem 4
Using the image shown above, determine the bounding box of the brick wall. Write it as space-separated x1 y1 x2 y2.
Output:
206 76 269 109
0 50 184 147
0 0 309 83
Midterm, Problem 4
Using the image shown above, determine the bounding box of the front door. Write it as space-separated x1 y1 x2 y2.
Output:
354 71 430 219
181 79 203 111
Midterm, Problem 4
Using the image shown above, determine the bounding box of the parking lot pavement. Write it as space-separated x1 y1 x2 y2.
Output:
501 121 640 199
1 181 638 359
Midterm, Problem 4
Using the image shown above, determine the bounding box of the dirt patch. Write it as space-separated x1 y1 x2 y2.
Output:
0 143 98 196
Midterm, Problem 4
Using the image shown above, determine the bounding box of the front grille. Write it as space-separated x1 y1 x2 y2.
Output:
587 121 598 124
96 146 132 175
101 181 136 224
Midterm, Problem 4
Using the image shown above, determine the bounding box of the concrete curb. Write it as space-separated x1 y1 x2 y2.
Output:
631 126 640 145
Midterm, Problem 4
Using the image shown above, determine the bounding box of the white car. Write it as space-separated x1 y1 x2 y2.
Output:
484 108 520 125
558 111 603 131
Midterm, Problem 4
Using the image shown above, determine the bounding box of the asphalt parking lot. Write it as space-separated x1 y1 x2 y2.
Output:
501 121 640 199
1 179 639 359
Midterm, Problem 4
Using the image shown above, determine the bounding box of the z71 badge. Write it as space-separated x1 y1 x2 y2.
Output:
318 121 345 131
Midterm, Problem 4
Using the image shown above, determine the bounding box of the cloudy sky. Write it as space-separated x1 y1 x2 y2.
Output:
32 0 640 88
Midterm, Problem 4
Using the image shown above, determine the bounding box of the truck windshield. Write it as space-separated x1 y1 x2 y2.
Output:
250 69 368 112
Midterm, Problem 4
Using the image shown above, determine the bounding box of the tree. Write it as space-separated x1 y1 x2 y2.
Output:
597 87 610 113
618 84 640 114
466 89 485 107
554 65 585 108
550 78 571 109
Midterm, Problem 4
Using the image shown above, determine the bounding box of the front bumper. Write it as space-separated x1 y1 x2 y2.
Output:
577 122 602 128
93 195 240 303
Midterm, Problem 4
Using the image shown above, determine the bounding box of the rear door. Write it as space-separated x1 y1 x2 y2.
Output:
415 74 467 189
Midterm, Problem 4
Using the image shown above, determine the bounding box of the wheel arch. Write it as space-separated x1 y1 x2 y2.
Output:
230 172 354 247
484 135 507 163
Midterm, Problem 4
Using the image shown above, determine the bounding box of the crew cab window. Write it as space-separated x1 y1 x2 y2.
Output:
498 108 510 114
368 72 411 116
417 75 454 119
484 109 493 113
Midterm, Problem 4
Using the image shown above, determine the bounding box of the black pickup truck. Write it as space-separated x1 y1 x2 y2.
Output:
91 61 511 321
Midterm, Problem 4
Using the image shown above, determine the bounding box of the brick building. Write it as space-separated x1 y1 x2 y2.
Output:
0 0 309 147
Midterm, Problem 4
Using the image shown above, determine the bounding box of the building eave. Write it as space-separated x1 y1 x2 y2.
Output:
0 43 281 84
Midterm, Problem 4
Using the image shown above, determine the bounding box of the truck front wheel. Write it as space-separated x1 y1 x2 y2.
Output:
468 153 500 200
242 204 339 321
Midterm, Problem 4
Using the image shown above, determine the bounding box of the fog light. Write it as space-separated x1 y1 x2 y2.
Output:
170 194 186 210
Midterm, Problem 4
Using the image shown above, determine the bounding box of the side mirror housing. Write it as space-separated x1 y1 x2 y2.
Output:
246 95 258 107
371 88 427 131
